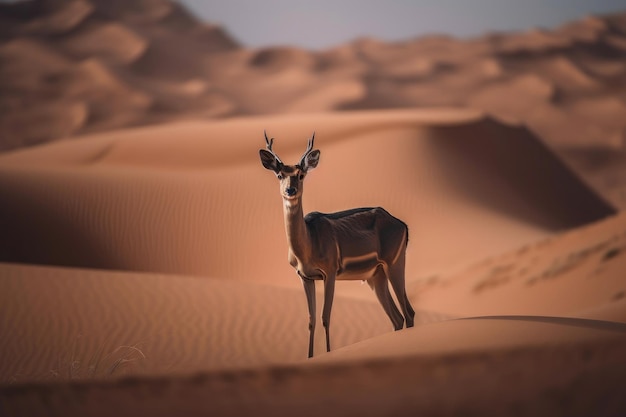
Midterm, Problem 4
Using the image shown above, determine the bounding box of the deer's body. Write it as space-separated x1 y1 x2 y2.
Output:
291 207 408 281
260 133 415 357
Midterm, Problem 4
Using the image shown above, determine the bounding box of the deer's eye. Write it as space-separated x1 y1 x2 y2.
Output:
299 174 305 180
277 174 283 180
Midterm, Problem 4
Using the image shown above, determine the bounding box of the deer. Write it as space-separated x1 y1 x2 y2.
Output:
259 132 416 358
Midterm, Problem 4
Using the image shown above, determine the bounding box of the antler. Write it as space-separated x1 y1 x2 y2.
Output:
264 130 283 164
298 132 315 167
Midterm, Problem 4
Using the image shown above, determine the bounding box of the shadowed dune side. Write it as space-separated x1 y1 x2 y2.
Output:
559 146 626 209
0 111 614 293
426 119 614 230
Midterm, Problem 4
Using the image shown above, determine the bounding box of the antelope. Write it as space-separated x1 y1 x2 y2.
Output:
259 132 416 358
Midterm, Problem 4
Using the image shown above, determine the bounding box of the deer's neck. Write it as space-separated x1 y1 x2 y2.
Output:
282 199 311 261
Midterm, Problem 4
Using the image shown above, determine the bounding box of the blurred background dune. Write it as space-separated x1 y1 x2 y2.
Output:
1 0 626 207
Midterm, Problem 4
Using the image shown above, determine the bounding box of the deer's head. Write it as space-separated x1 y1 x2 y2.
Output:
259 131 320 203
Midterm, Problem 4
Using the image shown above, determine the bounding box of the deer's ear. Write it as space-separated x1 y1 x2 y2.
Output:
260 149 281 172
303 149 320 171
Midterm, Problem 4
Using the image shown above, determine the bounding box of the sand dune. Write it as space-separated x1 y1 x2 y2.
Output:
468 74 554 123
0 100 88 149
0 261 443 383
58 22 147 64
533 56 601 92
249 47 316 70
94 0 173 23
1 260 624 416
282 79 366 113
22 0 93 36
493 28 571 53
0 38 73 87
0 111 613 293
560 147 626 209
565 96 626 133
413 212 626 317
73 59 153 129
558 16 608 42
0 109 621 416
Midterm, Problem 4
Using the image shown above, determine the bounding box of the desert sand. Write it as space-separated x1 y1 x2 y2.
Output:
0 109 625 416
1 1 626 416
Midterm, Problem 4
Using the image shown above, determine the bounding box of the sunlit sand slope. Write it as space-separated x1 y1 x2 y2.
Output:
0 262 447 383
413 211 626 318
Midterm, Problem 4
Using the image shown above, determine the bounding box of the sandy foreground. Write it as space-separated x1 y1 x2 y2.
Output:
0 109 625 416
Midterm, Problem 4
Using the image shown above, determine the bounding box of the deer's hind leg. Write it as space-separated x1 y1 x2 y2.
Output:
388 251 415 328
367 266 404 331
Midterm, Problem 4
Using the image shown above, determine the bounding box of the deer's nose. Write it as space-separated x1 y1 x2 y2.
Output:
286 187 297 196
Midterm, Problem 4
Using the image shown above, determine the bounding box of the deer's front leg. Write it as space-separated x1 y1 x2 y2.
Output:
301 277 316 358
322 273 335 353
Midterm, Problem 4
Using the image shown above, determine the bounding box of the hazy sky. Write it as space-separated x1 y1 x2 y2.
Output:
178 0 626 50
